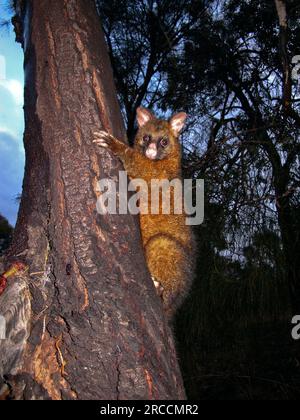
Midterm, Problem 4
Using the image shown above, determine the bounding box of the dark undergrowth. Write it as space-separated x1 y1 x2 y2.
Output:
176 320 300 400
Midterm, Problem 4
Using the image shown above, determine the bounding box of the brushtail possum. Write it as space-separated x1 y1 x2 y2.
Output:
94 108 194 319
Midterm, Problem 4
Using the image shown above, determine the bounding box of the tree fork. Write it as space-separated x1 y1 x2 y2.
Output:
0 0 186 400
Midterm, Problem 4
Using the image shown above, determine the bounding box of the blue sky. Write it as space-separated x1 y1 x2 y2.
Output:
0 3 25 226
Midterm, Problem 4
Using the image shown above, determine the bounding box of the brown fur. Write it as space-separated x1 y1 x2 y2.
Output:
94 108 195 319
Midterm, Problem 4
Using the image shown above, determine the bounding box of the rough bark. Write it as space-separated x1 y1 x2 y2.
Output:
0 0 186 400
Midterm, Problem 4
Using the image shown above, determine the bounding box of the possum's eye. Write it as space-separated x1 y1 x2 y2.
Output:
143 135 151 144
160 137 169 148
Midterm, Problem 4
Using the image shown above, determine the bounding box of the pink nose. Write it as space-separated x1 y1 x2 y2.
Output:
146 143 157 160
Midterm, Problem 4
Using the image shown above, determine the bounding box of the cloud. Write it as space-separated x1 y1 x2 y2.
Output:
0 131 24 226
0 126 24 156
0 79 23 105
0 126 19 142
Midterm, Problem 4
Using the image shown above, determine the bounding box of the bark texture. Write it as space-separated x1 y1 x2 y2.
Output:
0 0 186 400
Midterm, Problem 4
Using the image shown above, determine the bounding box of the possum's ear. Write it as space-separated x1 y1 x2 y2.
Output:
170 112 187 136
137 107 154 128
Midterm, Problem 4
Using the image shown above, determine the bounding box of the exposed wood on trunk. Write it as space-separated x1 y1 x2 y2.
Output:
274 0 292 112
0 0 186 400
274 0 287 27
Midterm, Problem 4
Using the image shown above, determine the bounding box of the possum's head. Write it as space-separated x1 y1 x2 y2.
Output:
134 107 187 161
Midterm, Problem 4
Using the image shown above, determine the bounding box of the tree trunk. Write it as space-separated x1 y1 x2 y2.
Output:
0 0 185 401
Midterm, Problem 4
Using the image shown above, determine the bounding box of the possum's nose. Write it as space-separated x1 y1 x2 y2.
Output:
146 143 158 160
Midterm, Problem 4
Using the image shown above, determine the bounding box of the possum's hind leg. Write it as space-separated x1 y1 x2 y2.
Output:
145 234 192 319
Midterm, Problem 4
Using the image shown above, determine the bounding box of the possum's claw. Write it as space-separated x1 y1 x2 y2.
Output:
93 131 113 148
151 276 164 297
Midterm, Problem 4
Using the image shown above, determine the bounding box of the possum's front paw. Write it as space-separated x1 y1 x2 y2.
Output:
93 131 114 149
151 276 164 297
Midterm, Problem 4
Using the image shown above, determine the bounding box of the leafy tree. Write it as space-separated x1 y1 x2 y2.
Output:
97 0 210 140
164 0 300 310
